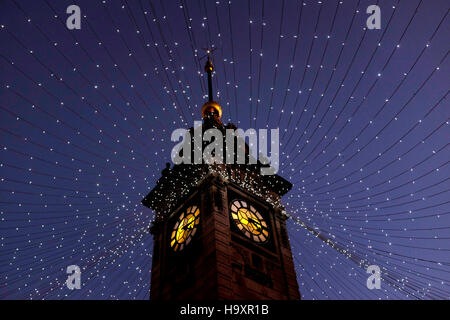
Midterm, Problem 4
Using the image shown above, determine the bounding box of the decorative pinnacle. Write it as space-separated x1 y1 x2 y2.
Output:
201 48 222 120
202 48 216 102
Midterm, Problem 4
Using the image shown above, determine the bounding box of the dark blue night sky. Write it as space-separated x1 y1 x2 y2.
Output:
0 0 449 299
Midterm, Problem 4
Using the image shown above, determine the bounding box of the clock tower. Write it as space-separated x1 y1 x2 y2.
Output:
142 54 300 300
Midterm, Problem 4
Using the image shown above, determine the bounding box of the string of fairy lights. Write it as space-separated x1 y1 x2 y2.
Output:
286 4 446 176
0 0 448 299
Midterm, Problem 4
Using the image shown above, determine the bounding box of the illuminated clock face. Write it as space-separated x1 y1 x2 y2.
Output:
230 200 269 243
170 206 200 252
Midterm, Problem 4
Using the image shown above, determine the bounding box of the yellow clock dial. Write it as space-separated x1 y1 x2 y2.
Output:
170 206 200 252
230 200 269 243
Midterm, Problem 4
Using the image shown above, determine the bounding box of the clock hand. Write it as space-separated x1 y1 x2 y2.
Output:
248 218 261 228
182 220 195 231
248 218 267 232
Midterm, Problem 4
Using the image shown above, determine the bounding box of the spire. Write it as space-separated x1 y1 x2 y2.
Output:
205 55 214 102
201 48 222 120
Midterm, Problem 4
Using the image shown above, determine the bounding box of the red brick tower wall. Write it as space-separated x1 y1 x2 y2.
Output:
148 173 300 300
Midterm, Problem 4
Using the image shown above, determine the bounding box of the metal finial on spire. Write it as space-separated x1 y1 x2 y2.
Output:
201 48 216 102
205 56 214 102
200 48 222 120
